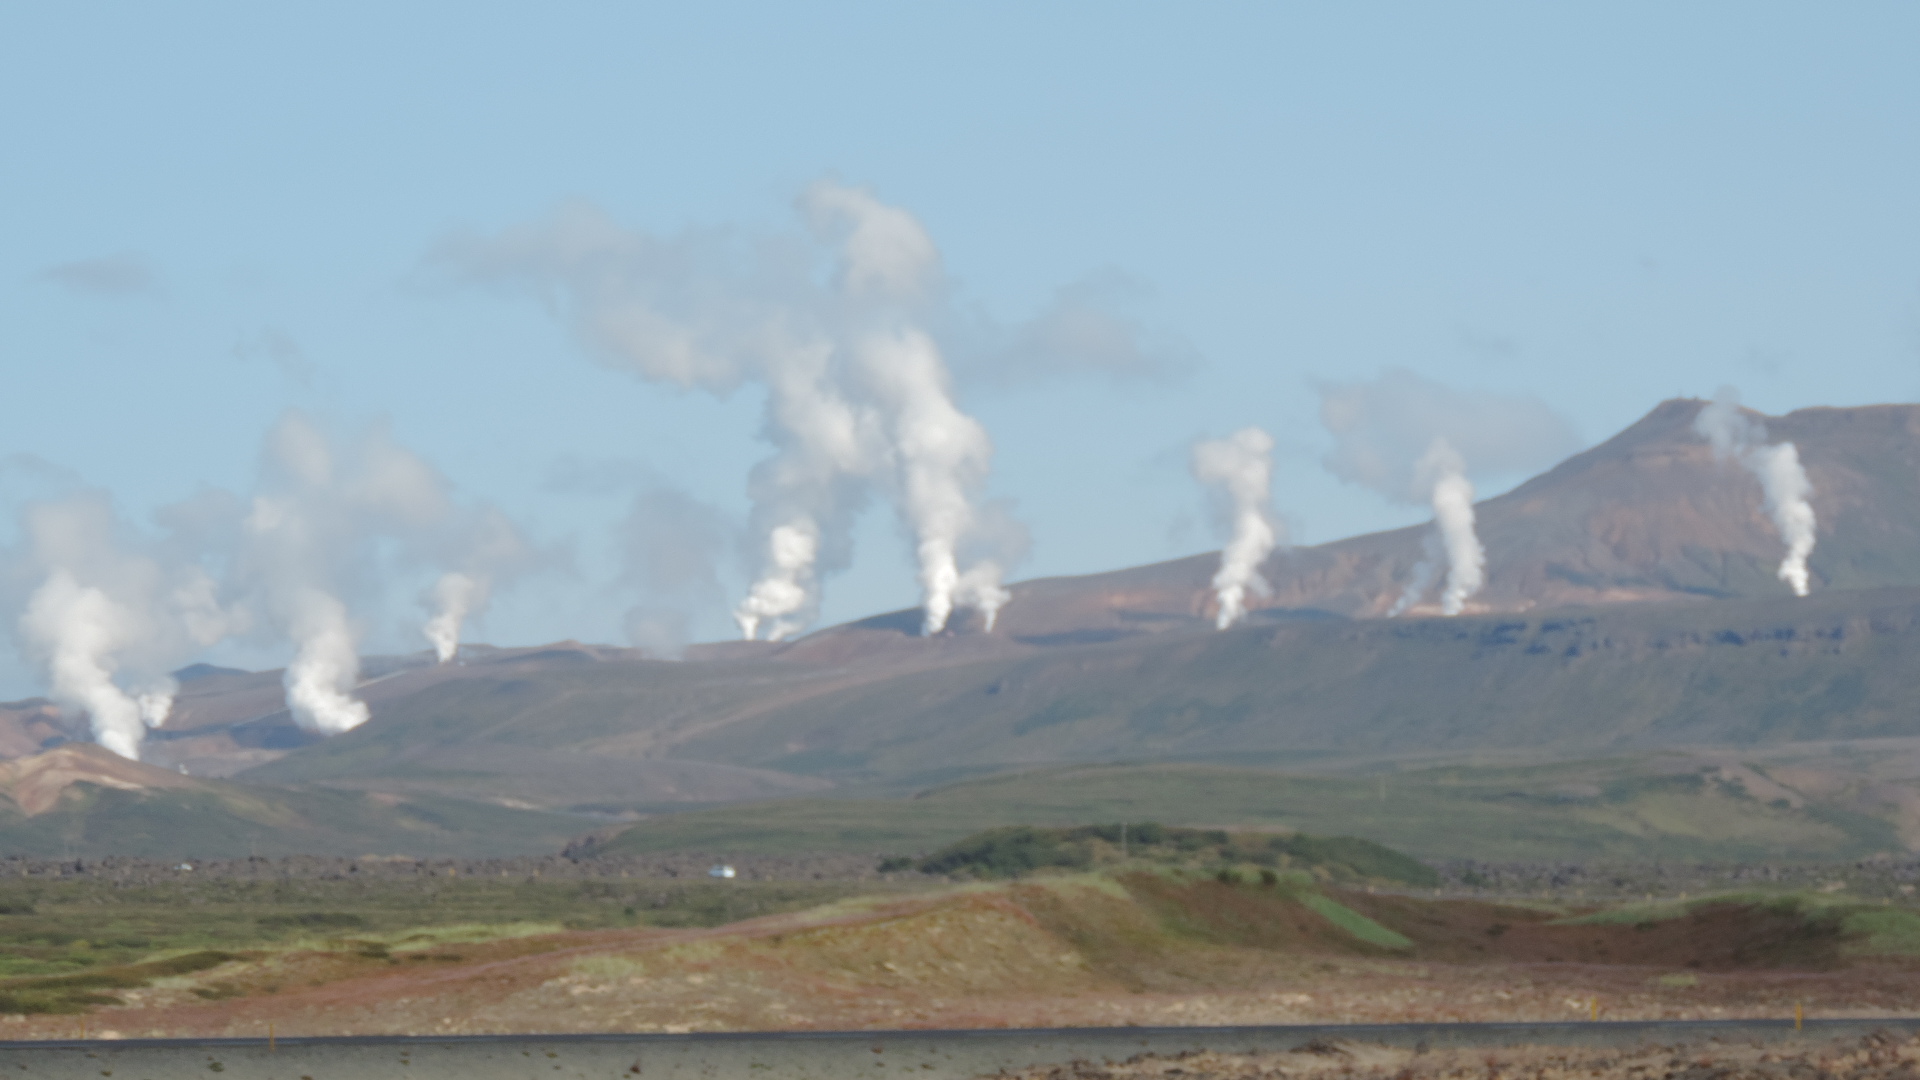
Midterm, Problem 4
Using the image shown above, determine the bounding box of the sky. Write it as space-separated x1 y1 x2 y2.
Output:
2 2 1917 695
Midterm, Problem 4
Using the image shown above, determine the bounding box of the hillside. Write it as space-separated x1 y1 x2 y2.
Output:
168 400 1920 800
972 399 1920 642
0 744 582 857
0 699 67 759
578 750 1917 863
224 585 1920 810
12 398 1920 858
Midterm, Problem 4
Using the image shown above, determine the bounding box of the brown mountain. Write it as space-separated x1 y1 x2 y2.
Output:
965 399 1920 645
16 397 1920 841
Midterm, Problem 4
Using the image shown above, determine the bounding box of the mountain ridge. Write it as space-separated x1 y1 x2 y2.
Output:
10 397 1920 858
961 399 1920 645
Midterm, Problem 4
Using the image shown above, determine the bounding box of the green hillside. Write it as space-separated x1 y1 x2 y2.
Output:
582 756 1908 863
237 654 839 809
0 780 586 858
231 587 1920 814
664 587 1920 785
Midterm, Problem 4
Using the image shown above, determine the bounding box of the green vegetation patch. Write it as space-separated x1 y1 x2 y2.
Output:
0 950 238 1015
1297 893 1413 949
1839 907 1920 957
0 873 931 1012
254 912 367 931
1559 892 1849 929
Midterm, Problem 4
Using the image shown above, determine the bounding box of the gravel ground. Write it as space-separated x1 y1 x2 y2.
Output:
988 1029 1920 1079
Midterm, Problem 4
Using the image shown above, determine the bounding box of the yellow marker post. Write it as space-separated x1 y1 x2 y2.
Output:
1590 997 1599 1021
1796 1001 1804 1032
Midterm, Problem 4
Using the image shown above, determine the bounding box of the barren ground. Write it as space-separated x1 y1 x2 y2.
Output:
990 1030 1920 1080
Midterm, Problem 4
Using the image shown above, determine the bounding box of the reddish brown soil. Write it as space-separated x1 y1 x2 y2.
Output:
1337 892 1851 970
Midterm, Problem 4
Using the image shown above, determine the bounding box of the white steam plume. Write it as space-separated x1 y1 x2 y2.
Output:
732 340 878 641
1751 443 1816 596
282 587 368 735
1419 439 1486 615
438 181 1041 640
734 519 819 642
9 493 237 759
1190 427 1280 629
420 506 536 662
243 486 371 736
1693 388 1817 596
1317 371 1578 616
21 571 154 759
848 326 1002 635
423 571 480 663
239 413 470 734
1386 533 1443 618
955 562 1012 633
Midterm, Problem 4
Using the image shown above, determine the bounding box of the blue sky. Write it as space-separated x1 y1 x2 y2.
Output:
3 3 1917 689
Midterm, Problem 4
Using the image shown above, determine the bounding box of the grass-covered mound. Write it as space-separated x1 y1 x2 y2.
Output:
0 871 918 1014
0 950 238 1015
903 823 1438 886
